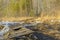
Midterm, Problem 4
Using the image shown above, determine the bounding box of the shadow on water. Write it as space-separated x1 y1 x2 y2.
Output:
21 25 58 40
13 32 58 40
32 32 57 40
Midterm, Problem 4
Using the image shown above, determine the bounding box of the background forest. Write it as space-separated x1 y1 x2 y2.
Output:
0 0 60 21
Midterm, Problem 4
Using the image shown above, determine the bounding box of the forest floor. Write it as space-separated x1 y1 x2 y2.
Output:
0 17 60 40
